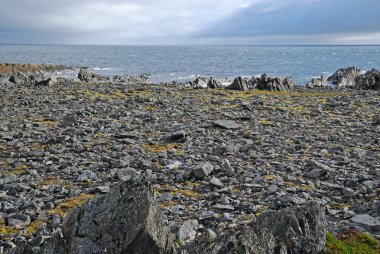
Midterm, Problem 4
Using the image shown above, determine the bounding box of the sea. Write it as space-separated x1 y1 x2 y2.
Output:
1 44 380 84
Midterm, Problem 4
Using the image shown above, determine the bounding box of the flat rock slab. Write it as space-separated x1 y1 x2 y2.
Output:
212 120 240 129
351 214 380 233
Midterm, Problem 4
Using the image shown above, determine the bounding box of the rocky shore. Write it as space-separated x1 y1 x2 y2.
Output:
0 65 379 253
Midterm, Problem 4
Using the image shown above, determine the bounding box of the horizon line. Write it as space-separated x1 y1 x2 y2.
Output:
1 43 380 47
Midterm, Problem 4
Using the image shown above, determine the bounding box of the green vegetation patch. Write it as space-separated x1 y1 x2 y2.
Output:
326 230 379 254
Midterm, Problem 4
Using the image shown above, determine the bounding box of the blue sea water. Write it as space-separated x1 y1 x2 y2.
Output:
0 45 380 84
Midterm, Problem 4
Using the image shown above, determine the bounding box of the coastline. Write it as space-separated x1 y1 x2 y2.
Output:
0 65 379 253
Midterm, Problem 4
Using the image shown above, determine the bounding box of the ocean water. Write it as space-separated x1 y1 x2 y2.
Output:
0 45 380 84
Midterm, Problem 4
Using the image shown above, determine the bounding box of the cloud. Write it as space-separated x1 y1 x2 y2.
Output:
197 0 380 43
0 0 379 44
0 0 258 44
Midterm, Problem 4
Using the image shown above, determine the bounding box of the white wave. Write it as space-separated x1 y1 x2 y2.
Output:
93 67 110 71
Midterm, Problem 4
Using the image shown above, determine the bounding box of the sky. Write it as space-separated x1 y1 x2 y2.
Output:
0 0 379 45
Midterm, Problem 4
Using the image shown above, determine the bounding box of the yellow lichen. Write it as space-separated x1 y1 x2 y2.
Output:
48 193 97 218
4 165 27 176
143 143 180 153
82 90 126 100
37 177 71 188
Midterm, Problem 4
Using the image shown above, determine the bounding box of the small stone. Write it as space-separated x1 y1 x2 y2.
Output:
60 114 77 127
212 120 240 129
117 167 139 181
178 219 199 243
214 204 235 211
198 210 216 220
7 213 31 229
193 162 214 179
166 131 186 143
95 185 110 193
209 177 224 188
76 170 98 182
222 159 234 176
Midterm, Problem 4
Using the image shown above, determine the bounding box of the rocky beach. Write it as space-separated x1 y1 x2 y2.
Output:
0 64 379 253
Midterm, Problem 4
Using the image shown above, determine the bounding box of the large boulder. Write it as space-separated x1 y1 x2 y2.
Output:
327 66 360 87
253 74 295 91
9 178 176 254
354 69 380 90
208 77 221 89
226 77 249 91
205 203 326 254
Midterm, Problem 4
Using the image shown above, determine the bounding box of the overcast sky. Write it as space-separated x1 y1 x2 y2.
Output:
0 0 379 45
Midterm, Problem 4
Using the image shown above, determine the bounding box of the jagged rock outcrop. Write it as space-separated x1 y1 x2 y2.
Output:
205 203 326 254
8 72 60 86
226 77 249 91
207 77 221 89
77 68 102 83
306 76 327 88
327 66 360 88
8 178 176 254
354 68 380 90
253 74 296 91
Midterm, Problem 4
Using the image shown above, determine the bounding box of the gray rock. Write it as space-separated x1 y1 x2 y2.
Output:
193 162 214 179
166 131 186 143
193 77 209 88
60 114 77 128
117 167 139 181
7 213 31 229
306 76 327 88
76 170 98 182
178 219 199 243
205 203 326 254
351 214 380 233
253 74 295 91
221 159 234 176
226 77 248 91
212 120 240 130
37 178 176 254
208 78 221 89
328 66 360 87
355 68 380 90
77 69 101 82
209 177 224 188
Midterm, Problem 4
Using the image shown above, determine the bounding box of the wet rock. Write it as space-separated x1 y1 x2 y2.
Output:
37 178 176 254
226 77 248 91
205 203 326 254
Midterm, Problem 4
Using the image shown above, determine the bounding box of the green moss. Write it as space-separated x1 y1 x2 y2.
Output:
175 239 185 247
326 231 380 254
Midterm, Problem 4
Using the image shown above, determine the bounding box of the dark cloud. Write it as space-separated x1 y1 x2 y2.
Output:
197 0 380 39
